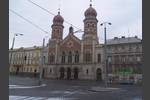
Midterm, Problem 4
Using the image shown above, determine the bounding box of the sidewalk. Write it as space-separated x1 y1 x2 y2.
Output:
9 75 141 89
9 75 40 86
89 86 121 92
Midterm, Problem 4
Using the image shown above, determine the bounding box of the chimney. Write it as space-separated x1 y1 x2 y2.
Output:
114 37 118 39
121 36 125 38
135 35 138 38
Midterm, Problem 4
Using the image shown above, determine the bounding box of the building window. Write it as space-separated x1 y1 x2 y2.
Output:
43 56 46 64
75 51 79 63
121 46 125 52
92 24 94 27
121 56 126 63
61 51 66 63
49 54 55 63
97 54 101 63
86 69 88 75
129 56 133 62
49 68 52 73
137 56 141 62
27 68 29 72
57 30 59 33
30 68 32 72
27 56 29 65
68 51 72 63
114 55 119 63
129 45 132 52
85 52 92 63
136 45 140 52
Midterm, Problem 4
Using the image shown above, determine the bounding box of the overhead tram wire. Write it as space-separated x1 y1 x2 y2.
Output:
27 0 81 31
9 9 48 34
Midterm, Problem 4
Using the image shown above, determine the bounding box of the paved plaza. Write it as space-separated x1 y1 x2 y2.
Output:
9 76 142 100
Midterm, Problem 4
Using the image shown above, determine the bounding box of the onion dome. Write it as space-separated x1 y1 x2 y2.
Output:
53 12 64 23
84 4 97 17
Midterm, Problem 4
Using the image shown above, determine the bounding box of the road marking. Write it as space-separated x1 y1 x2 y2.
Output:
9 96 29 100
9 84 46 89
9 96 76 100
9 85 18 87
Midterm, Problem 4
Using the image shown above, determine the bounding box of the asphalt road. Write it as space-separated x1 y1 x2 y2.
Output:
9 76 142 100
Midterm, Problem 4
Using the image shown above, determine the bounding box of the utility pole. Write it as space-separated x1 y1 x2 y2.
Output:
9 33 23 67
100 22 111 88
38 36 48 85
38 38 45 85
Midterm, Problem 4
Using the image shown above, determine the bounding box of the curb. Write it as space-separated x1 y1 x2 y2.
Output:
88 87 121 92
9 84 46 89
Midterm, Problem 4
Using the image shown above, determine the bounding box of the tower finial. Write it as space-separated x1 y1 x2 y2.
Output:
58 0 61 14
90 0 92 6
58 8 60 15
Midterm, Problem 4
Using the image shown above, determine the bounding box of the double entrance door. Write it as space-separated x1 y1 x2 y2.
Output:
59 67 79 80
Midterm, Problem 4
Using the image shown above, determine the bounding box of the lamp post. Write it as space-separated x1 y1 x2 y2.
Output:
108 56 112 83
9 33 23 67
100 22 111 88
38 36 48 85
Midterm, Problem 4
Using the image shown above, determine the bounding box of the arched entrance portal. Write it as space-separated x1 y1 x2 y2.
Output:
74 67 78 80
59 67 65 79
96 68 102 81
67 67 71 80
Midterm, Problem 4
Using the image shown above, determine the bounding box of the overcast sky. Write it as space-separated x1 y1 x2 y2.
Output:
9 0 142 49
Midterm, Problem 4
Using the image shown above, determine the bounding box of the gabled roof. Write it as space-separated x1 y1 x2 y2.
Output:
60 33 81 45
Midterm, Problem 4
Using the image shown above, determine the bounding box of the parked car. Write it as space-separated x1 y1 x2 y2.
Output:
119 79 134 85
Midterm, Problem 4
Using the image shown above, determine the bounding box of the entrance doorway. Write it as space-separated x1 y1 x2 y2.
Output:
42 69 45 78
96 68 102 81
74 67 78 80
15 66 19 75
59 67 65 79
67 67 71 80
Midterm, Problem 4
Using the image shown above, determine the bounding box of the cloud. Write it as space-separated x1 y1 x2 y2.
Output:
9 0 142 48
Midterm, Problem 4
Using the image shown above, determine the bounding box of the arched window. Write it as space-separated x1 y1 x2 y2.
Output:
53 29 55 33
68 51 72 63
49 54 55 63
49 68 52 73
85 52 92 63
75 51 79 63
92 24 94 27
24 56 27 60
97 54 101 63
61 51 66 63
57 30 59 33
86 69 88 75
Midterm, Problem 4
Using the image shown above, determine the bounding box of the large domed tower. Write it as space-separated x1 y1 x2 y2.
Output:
51 11 64 40
82 4 99 63
83 4 98 43
48 11 64 65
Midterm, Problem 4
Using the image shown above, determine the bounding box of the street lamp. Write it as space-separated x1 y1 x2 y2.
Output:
108 56 112 83
100 22 111 88
38 36 48 85
9 33 23 67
